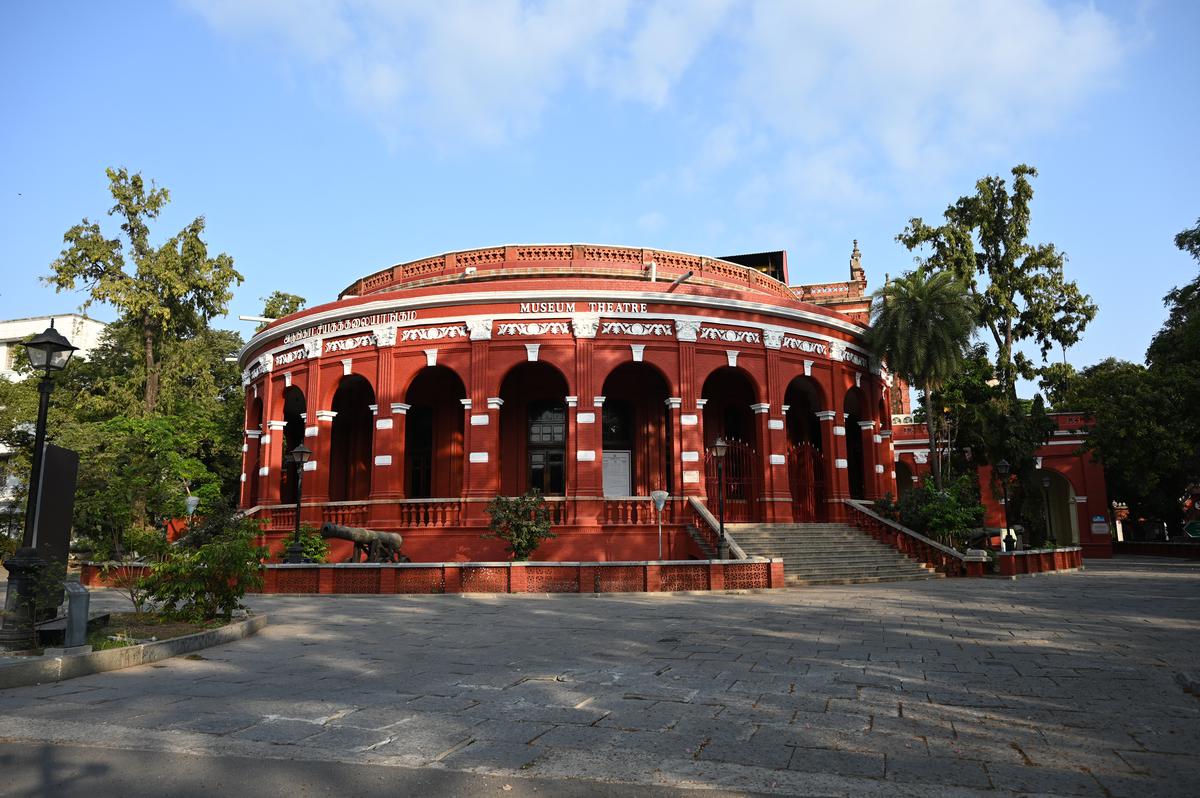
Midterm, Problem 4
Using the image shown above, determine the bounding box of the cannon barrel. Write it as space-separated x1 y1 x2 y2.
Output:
319 522 403 549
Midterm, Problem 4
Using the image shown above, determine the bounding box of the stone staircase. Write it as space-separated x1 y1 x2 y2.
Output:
725 522 942 586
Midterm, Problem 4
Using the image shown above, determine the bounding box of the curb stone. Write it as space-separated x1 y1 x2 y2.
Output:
0 614 267 689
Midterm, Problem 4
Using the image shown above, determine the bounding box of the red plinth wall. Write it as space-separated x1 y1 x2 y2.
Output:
994 547 1083 577
79 558 786 595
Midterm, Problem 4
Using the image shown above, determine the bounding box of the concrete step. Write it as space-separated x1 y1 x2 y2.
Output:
785 573 943 587
729 521 938 586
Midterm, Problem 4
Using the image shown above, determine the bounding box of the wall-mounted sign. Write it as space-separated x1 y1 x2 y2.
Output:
284 311 415 344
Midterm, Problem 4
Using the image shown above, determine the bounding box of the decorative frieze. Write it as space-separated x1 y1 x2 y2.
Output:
496 321 571 336
701 326 761 344
783 337 828 356
763 329 784 350
325 334 376 354
601 321 673 336
274 347 307 367
399 325 467 342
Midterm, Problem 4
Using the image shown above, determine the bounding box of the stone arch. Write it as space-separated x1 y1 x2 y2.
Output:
843 386 869 500
329 374 375 502
783 375 825 521
499 361 571 496
600 362 673 496
701 367 762 521
280 385 306 504
404 366 466 498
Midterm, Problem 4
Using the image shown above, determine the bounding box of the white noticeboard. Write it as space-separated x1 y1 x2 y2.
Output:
603 450 632 497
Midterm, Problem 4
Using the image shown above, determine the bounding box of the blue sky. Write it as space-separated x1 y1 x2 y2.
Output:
1 1 1197 388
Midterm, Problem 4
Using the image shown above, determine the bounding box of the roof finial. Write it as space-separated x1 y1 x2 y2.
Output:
850 239 865 282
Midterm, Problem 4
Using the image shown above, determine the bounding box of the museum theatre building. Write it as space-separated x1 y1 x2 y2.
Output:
237 244 899 561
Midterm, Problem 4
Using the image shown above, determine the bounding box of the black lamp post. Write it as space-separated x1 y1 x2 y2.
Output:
712 437 728 555
283 442 312 564
1042 473 1055 546
996 458 1015 552
0 321 76 651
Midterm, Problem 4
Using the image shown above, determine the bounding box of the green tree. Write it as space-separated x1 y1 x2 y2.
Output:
1068 218 1200 526
868 268 976 489
258 291 306 331
897 165 1097 398
45 168 243 414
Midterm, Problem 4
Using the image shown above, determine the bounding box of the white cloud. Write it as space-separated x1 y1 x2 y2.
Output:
186 0 1129 176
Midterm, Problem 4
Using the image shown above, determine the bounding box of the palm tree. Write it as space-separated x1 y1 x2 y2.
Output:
867 268 976 490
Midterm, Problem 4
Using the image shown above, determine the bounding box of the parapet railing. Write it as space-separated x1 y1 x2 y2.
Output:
842 499 968 577
687 496 748 560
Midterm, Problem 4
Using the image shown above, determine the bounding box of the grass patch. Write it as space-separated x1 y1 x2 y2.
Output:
87 612 224 650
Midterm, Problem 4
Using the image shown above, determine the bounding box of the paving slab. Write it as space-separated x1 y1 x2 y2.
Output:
1 556 1198 795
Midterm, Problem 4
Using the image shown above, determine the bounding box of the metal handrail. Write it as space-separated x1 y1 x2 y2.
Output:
686 496 748 560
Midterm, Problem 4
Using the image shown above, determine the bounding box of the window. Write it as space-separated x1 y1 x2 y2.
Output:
528 401 566 494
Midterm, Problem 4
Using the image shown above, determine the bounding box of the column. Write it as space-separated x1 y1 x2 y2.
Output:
370 346 401 501
241 429 261 507
858 420 878 499
260 377 284 505
878 429 896 499
463 329 495 514
305 361 332 506
817 410 848 520
677 333 705 497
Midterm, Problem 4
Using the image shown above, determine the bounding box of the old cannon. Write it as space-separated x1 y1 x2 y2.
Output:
319 522 408 563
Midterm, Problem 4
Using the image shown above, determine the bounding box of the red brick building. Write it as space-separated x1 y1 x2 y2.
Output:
237 243 901 561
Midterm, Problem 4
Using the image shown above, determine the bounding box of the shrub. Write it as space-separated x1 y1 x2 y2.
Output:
484 490 556 561
100 526 169 616
895 475 985 550
145 516 266 621
280 524 329 563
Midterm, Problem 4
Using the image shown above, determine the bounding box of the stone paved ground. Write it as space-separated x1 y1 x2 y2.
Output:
1 557 1198 796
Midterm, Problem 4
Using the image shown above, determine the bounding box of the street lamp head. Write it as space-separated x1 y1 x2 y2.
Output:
995 459 1010 478
712 437 728 459
24 323 77 373
288 442 313 465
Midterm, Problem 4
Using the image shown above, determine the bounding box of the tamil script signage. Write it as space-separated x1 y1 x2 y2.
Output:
284 311 416 344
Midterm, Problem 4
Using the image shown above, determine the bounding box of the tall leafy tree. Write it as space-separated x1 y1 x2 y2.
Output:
258 291 306 331
868 268 976 489
45 168 243 414
1064 218 1200 527
897 165 1096 398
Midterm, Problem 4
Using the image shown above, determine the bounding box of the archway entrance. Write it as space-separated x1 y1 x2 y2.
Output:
894 461 915 500
329 375 375 502
404 367 466 498
1043 469 1080 546
784 376 825 521
701 367 761 522
499 362 570 495
600 363 672 496
844 387 869 500
280 386 306 504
